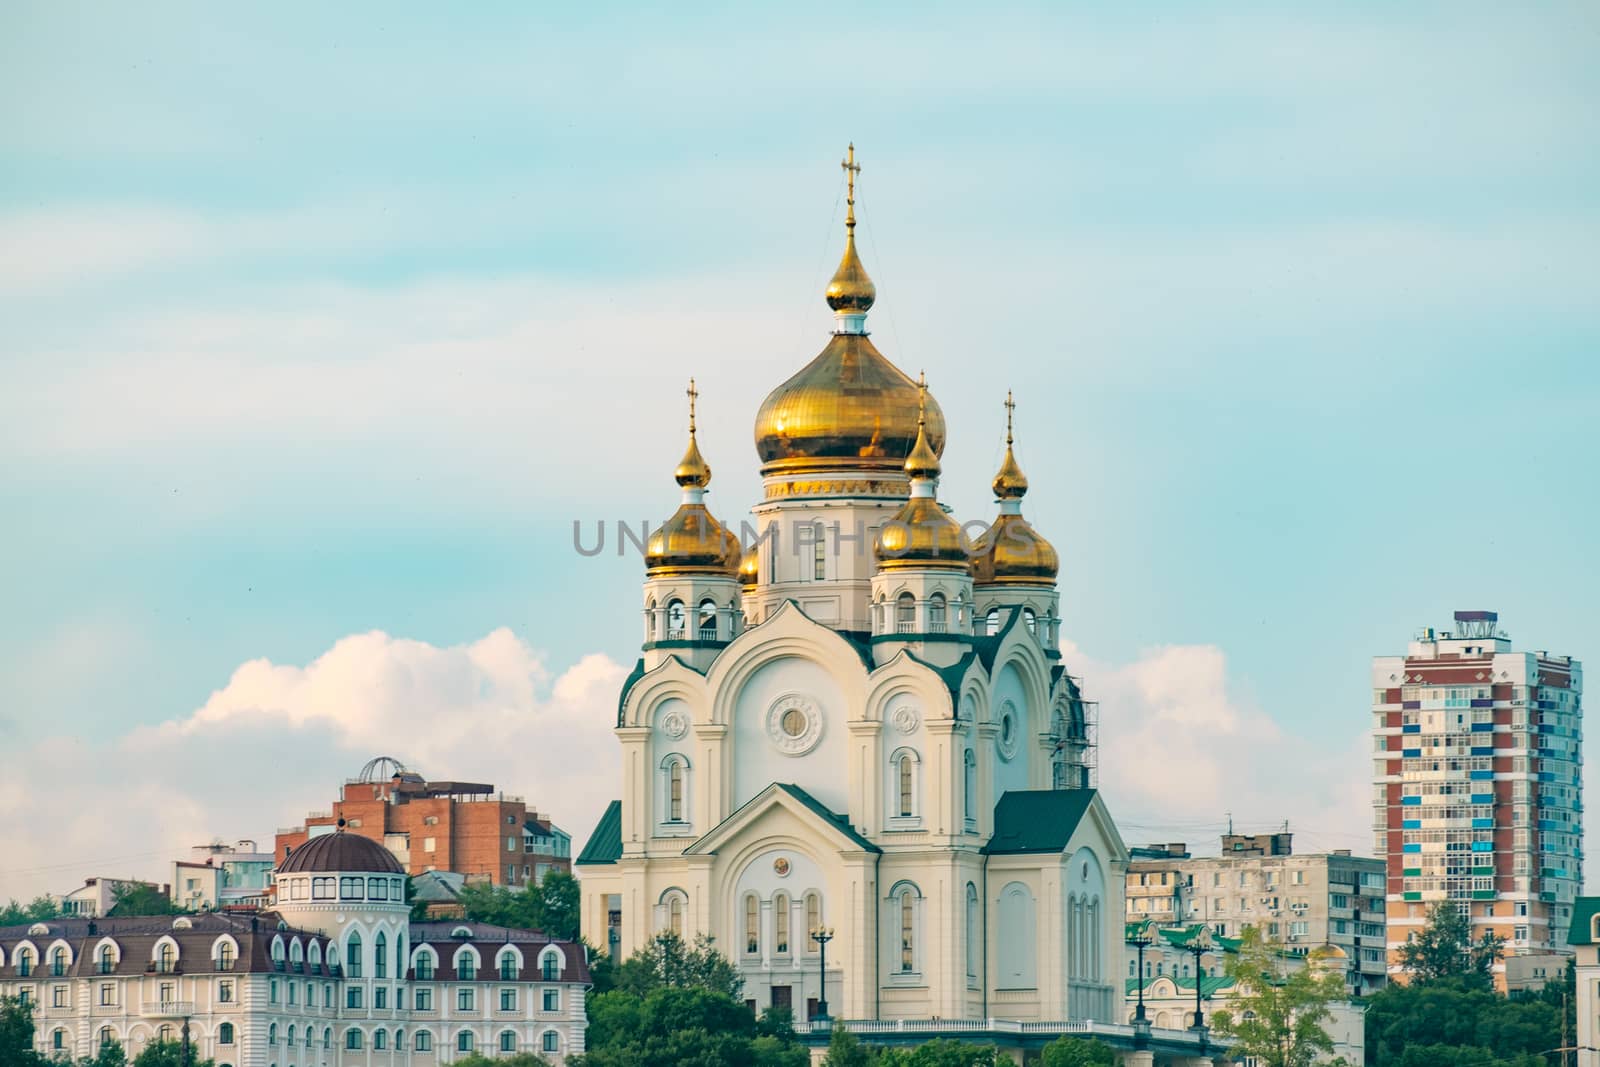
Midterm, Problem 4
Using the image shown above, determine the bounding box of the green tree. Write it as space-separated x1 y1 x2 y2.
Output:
877 1040 999 1067
0 898 62 926
1396 901 1503 988
405 875 431 922
534 870 581 941
1211 927 1347 1067
447 1053 551 1067
575 984 804 1067
1039 1036 1117 1066
2 994 43 1067
611 932 743 999
128 1041 214 1067
80 1039 129 1067
820 1024 875 1067
105 883 183 918
1363 977 1564 1066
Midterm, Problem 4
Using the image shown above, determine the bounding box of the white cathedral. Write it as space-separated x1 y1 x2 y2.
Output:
576 148 1130 1033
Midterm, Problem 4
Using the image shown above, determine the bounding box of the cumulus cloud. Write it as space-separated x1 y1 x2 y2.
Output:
1071 640 1371 857
0 630 626 902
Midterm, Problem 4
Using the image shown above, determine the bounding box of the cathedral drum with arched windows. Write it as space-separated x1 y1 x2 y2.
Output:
576 148 1128 1030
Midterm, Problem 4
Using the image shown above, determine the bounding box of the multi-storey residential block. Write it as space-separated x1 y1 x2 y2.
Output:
171 840 276 912
1 831 590 1066
1124 834 1387 995
275 757 571 888
1372 611 1584 985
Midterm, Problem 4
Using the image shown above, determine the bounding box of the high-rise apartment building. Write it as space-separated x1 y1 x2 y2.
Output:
1372 611 1583 984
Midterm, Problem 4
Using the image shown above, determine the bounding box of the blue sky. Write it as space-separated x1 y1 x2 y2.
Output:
2 3 1596 898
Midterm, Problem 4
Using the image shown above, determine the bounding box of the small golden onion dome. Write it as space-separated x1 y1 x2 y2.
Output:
874 495 973 571
972 393 1058 585
675 433 711 488
825 227 875 313
971 515 1059 585
647 380 741 578
645 505 742 577
739 550 759 590
873 376 973 572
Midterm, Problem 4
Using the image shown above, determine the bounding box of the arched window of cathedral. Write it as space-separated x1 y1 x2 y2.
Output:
963 749 977 826
873 593 886 633
1023 607 1037 635
668 894 683 937
1087 898 1100 981
985 607 1001 636
928 593 947 633
895 592 915 633
374 932 387 979
812 523 826 580
644 598 657 641
660 755 689 826
773 893 790 955
965 883 979 982
345 931 362 978
896 886 919 974
952 593 966 632
666 599 686 639
744 894 760 956
805 893 821 949
697 599 718 640
889 748 919 821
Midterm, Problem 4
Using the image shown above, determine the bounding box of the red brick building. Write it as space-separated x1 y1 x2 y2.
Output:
275 758 572 888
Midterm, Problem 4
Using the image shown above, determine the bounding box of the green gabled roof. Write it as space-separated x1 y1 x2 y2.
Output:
1569 897 1600 945
984 789 1097 854
575 800 622 866
773 784 881 854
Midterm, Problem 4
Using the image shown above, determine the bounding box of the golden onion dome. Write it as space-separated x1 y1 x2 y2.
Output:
972 394 1059 586
647 380 741 578
755 145 944 478
873 378 973 572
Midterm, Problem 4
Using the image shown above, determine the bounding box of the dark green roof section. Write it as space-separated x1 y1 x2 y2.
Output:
575 800 623 866
615 659 647 726
774 784 881 854
984 789 1096 854
1569 897 1600 945
1157 925 1242 953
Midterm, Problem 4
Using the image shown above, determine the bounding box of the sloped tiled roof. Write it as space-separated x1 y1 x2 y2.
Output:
984 789 1096 854
575 800 622 866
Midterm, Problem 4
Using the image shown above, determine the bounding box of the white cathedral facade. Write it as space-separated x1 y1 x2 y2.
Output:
576 150 1130 1031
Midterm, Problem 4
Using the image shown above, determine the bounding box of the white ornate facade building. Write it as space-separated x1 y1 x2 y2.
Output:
2 831 588 1065
575 149 1137 1040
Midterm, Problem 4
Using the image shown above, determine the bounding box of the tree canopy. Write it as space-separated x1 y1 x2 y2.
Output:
129 1040 215 1067
0 898 62 926
1363 964 1573 1067
1210 927 1348 1067
106 883 185 918
454 870 582 941
1395 901 1504 988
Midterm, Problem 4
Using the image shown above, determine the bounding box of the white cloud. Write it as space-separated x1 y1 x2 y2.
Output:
1073 640 1373 857
0 630 626 903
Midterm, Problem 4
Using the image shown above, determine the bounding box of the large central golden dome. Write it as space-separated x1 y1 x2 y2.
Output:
754 144 944 478
754 333 945 476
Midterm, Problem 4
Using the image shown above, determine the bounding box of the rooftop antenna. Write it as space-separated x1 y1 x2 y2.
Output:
1226 812 1233 836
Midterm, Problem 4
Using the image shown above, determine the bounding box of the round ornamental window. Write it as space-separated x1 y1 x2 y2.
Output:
767 694 823 755
773 857 791 877
1082 861 1089 880
997 703 1019 761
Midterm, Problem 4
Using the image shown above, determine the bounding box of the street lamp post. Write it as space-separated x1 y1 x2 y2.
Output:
1130 929 1153 1050
810 927 835 1024
180 1015 192 1067
1187 927 1214 1043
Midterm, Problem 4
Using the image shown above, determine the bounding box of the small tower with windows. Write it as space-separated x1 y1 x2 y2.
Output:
971 393 1061 650
642 380 743 671
869 374 975 667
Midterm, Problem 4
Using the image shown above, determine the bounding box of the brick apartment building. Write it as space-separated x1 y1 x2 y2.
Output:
275 758 571 889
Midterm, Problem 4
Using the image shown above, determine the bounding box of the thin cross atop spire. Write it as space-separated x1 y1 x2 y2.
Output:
686 378 699 435
1005 390 1015 446
842 143 860 227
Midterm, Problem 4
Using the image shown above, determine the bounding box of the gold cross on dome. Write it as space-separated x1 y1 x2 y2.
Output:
686 378 699 433
1005 390 1016 445
842 143 860 225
